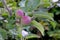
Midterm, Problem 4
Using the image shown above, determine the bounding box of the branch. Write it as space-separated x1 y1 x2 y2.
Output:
1 0 12 16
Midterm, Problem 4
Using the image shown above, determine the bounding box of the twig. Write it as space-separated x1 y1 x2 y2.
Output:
1 0 12 16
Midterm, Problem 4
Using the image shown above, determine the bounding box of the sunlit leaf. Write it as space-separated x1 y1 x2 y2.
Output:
26 34 40 39
31 20 44 36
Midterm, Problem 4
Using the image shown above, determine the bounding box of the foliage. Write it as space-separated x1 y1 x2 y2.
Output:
0 0 60 40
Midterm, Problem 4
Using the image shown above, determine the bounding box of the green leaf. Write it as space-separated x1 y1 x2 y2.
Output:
31 20 44 36
25 34 40 39
39 0 50 8
48 30 60 38
21 0 40 12
43 0 50 7
0 28 7 39
0 1 3 7
2 13 8 18
48 13 54 17
6 23 15 29
34 13 54 21
50 21 57 29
